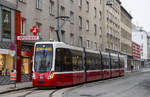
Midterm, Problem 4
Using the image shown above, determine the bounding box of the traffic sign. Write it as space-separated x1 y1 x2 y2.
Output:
9 43 15 50
8 50 16 56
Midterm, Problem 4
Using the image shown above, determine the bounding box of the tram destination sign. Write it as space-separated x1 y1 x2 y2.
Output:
17 36 39 40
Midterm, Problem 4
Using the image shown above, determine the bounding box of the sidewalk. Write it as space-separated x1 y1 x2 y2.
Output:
140 68 150 72
0 81 33 94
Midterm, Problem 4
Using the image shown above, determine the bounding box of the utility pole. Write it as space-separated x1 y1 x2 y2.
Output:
55 0 70 42
56 0 60 42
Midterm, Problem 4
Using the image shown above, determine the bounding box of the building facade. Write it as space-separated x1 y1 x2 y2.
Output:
147 32 150 60
132 24 147 60
132 42 141 70
13 0 103 50
2 0 134 84
132 24 148 67
3 0 103 82
102 0 121 53
0 0 24 84
120 6 132 71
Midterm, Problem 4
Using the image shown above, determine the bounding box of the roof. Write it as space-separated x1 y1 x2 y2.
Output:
116 0 121 4
121 6 132 19
35 41 124 57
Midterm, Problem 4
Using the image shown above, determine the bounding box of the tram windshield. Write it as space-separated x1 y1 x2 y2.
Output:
34 44 53 73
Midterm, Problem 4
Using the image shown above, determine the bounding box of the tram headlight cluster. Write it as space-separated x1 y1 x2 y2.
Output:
32 73 36 79
48 72 55 80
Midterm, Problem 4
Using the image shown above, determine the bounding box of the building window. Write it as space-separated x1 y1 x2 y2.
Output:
99 11 102 20
36 22 42 35
21 18 26 35
86 1 89 12
70 0 74 3
60 6 65 16
94 24 97 35
79 16 82 28
141 35 143 40
86 40 90 48
79 36 83 47
61 30 65 42
79 0 82 8
19 0 26 3
49 0 54 16
70 33 74 45
49 26 54 33
21 57 30 74
0 54 14 76
70 11 74 23
36 0 42 10
86 20 89 31
2 9 11 39
100 0 101 4
94 42 97 50
94 7 97 17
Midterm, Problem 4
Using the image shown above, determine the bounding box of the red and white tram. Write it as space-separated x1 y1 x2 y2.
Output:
32 42 124 87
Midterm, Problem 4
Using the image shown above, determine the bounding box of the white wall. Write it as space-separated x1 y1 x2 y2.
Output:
132 25 147 59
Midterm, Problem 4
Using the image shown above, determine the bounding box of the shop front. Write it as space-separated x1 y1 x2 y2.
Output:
0 1 18 84
0 48 16 84
0 49 14 76
21 46 34 82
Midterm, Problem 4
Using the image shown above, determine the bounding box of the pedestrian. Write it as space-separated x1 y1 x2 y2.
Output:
131 65 133 72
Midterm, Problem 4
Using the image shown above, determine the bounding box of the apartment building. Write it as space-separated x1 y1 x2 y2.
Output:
102 0 121 53
147 32 150 67
132 24 147 67
132 42 141 70
147 33 150 59
0 0 23 84
120 6 132 71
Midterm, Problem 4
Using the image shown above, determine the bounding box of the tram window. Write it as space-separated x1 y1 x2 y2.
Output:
111 59 115 69
85 53 101 70
55 48 63 72
71 50 83 71
55 48 73 72
111 58 119 69
120 57 124 68
55 48 83 72
103 57 110 69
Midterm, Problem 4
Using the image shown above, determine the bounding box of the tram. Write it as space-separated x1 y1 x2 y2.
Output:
32 41 124 87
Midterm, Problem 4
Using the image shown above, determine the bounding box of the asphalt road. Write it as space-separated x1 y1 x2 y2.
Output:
63 72 150 97
1 71 150 97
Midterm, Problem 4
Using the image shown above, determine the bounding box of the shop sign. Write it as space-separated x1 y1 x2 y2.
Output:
17 36 39 40
0 49 9 54
30 26 39 36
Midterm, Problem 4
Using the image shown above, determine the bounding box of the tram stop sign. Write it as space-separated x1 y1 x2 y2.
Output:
9 43 16 50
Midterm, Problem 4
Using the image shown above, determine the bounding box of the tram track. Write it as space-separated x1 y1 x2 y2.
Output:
0 87 57 97
0 72 144 97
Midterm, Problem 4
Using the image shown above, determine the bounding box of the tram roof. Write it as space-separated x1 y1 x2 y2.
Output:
35 41 125 58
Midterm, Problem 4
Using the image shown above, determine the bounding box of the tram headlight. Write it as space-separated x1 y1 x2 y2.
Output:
48 72 55 80
32 73 36 79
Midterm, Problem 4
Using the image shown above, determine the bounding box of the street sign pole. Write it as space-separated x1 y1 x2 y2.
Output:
9 43 17 88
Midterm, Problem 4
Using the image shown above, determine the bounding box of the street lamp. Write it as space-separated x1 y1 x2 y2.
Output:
55 16 70 42
106 0 113 6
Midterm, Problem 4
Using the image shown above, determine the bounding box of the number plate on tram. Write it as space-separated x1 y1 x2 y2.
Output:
38 80 44 84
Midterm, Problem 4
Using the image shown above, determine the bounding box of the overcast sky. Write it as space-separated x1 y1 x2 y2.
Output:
120 0 150 32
